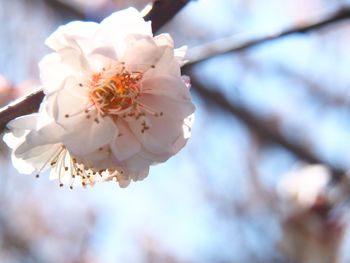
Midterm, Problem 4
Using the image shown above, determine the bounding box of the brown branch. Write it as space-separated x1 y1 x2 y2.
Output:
143 0 190 32
0 0 190 131
187 7 350 65
187 72 346 182
0 89 44 131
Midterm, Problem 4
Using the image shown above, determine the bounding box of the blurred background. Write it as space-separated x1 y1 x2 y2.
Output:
1 0 350 262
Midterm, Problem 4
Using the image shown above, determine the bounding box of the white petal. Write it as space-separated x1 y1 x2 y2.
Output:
100 8 152 39
116 174 131 188
11 153 35 174
141 76 192 101
126 114 182 156
130 167 150 182
15 142 54 160
144 47 181 78
139 93 195 122
24 144 63 173
126 91 195 156
45 21 98 52
89 46 117 62
76 146 122 170
174 46 188 64
61 115 117 156
110 119 141 161
122 35 166 66
3 132 25 149
93 8 152 59
126 154 151 171
7 114 38 130
154 34 174 47
49 77 89 123
26 122 64 146
6 114 38 138
39 48 90 94
138 147 171 163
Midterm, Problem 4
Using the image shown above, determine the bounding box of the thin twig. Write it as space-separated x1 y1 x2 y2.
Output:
0 0 190 131
186 7 350 65
187 73 346 181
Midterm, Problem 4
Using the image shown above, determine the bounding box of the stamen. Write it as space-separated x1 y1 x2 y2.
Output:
88 66 144 117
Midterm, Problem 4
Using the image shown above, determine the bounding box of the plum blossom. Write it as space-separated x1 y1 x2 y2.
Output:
3 8 195 188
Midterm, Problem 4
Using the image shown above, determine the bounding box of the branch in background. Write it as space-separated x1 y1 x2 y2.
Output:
233 57 350 110
0 0 190 131
274 65 350 110
187 72 346 181
43 0 86 20
186 7 350 65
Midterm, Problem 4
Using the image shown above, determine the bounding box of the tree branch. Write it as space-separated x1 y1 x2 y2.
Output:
143 0 190 32
0 0 190 131
187 72 346 181
186 7 350 65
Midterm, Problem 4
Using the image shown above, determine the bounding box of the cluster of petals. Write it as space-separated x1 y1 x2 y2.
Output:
4 8 195 188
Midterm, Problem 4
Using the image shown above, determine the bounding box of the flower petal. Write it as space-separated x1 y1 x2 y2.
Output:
126 113 188 156
61 115 117 156
154 34 174 48
93 8 152 59
141 75 192 102
122 35 166 67
39 48 90 94
144 47 182 78
45 20 98 52
110 119 141 161
7 114 37 129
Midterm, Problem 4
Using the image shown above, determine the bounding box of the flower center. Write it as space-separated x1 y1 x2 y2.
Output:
89 68 143 116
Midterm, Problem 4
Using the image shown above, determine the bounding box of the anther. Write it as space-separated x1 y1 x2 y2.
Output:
65 114 69 118
59 183 64 187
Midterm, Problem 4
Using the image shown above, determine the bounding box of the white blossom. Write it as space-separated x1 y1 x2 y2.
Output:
4 8 195 188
